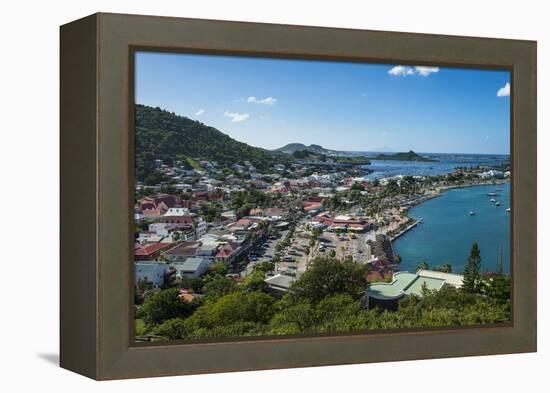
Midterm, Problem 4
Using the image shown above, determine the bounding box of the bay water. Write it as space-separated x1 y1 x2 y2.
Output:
394 182 511 274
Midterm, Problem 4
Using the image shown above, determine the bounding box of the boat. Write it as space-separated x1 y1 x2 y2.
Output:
490 198 496 203
469 210 476 216
506 208 511 212
495 188 502 192
495 201 501 206
487 192 497 196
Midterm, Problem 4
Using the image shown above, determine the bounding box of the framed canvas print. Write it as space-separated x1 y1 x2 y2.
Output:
60 13 537 380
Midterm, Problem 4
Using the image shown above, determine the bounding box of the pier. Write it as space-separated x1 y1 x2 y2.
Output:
390 219 421 242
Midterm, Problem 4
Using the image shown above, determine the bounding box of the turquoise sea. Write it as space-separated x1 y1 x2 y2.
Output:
394 182 511 274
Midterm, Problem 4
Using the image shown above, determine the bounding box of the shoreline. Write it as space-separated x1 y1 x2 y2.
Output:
391 179 510 243
391 179 511 271
389 219 422 242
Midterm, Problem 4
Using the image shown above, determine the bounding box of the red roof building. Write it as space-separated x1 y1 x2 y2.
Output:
134 243 173 261
215 242 243 265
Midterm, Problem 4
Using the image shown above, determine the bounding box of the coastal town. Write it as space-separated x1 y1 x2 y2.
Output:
129 50 514 341
134 144 511 340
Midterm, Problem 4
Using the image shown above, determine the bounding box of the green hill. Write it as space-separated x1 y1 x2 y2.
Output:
371 150 436 162
134 104 282 181
275 143 338 155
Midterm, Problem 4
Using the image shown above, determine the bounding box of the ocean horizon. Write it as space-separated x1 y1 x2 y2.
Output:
361 152 509 180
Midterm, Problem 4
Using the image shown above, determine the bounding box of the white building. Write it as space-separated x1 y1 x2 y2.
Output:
148 222 184 237
164 207 190 216
135 262 167 288
170 258 211 278
195 217 207 239
416 269 464 288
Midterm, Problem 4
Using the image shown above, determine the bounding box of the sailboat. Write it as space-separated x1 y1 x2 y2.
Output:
495 201 501 206
490 198 496 203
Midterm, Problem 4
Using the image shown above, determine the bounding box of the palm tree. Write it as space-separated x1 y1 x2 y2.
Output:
416 261 429 271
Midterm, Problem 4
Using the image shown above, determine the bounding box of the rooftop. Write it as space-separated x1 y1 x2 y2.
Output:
170 257 208 272
367 271 446 300
416 269 464 288
264 274 296 290
135 243 170 256
163 241 200 256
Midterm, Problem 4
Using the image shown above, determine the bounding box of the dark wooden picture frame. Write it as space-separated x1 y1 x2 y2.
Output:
60 12 537 380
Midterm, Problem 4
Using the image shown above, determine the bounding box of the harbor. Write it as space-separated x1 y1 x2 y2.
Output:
394 182 511 274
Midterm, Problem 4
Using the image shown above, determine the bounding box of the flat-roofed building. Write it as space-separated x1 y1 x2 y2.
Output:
366 270 464 310
416 269 464 288
264 274 296 297
169 257 211 278
162 241 200 262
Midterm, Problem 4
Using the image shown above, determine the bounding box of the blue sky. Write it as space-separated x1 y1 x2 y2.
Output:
135 51 510 154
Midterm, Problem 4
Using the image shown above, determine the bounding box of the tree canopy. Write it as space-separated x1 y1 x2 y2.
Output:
289 256 366 303
463 242 482 293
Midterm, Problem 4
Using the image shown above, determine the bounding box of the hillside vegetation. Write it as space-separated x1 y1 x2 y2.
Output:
134 104 282 181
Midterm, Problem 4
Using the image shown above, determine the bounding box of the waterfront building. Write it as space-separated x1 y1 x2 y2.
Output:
371 234 395 264
366 270 464 310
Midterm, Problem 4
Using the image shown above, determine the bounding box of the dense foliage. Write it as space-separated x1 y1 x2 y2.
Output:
135 255 510 342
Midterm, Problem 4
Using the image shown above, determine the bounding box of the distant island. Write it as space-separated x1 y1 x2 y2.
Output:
290 149 371 165
274 143 340 156
370 150 437 162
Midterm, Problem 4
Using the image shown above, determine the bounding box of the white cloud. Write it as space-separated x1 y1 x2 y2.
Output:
247 96 277 106
497 82 510 97
195 109 205 116
388 65 439 77
415 66 439 76
388 65 415 76
224 111 250 123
